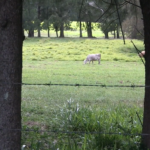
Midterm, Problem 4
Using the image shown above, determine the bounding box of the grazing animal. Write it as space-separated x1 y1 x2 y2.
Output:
84 54 101 64
139 51 145 58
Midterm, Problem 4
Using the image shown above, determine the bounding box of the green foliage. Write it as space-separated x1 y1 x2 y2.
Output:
22 0 142 39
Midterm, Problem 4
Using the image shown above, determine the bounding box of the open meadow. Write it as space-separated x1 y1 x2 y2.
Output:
22 37 145 149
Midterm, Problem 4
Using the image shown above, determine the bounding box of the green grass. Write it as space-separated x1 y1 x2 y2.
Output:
23 37 144 62
22 37 145 149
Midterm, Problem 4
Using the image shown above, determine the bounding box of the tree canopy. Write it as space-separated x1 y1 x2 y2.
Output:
23 0 142 39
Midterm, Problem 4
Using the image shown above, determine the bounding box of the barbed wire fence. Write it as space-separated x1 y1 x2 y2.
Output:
13 82 145 88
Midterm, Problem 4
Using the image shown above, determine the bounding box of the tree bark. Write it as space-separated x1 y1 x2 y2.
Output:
60 23 65 38
28 29 34 37
140 1 150 149
54 25 59 37
78 0 84 38
38 28 41 37
56 30 58 38
48 27 50 37
116 24 120 39
37 5 41 37
104 31 109 39
0 0 23 149
114 30 116 38
79 21 83 38
86 21 93 38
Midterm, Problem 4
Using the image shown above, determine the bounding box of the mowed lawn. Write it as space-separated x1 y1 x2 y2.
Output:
22 37 145 124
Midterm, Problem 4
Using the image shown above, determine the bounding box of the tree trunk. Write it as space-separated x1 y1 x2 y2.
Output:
54 25 59 38
86 21 93 38
0 0 23 149
140 1 150 149
37 5 41 37
28 29 34 37
38 28 41 37
48 27 50 37
56 30 58 38
78 0 84 38
60 23 64 38
79 21 83 38
114 30 116 38
104 31 109 39
117 24 120 38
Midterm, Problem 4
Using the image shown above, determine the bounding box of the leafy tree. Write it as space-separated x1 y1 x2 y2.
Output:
82 1 102 38
122 0 143 39
74 0 101 38
40 0 54 37
97 0 128 39
36 0 52 37
50 14 61 37
36 0 43 37
23 0 49 37
75 0 85 37
42 19 52 37
0 0 23 149
49 0 74 38
23 0 37 37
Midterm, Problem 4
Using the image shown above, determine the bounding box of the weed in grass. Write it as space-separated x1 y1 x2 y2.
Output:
22 100 142 149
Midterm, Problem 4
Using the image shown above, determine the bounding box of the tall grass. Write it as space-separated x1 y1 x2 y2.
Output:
22 100 143 149
22 37 145 149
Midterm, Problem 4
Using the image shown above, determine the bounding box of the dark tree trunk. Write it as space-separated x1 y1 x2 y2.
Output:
56 30 58 38
60 23 64 38
37 5 41 37
104 31 109 39
86 21 93 38
0 0 23 149
78 0 84 38
116 24 120 39
48 27 50 37
79 21 83 38
38 28 41 37
54 25 59 38
140 1 150 149
114 30 116 38
28 29 34 37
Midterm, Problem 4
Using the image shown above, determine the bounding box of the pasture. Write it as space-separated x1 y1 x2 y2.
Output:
22 37 145 149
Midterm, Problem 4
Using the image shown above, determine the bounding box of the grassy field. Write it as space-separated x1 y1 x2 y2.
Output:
23 37 144 62
22 37 145 149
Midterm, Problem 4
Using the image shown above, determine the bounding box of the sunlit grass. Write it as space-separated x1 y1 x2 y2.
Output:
23 38 144 62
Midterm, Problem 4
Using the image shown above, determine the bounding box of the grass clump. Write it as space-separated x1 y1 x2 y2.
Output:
22 100 142 150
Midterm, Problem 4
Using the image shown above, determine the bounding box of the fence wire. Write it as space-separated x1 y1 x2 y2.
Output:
0 128 149 136
11 82 147 88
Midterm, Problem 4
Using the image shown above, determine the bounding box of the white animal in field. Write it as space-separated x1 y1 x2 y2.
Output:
139 51 145 58
84 54 101 64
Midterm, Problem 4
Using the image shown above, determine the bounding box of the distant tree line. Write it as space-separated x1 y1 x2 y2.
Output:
23 0 143 39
